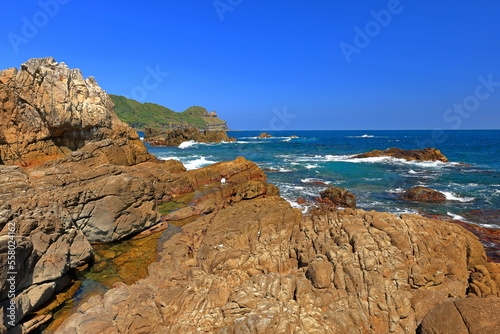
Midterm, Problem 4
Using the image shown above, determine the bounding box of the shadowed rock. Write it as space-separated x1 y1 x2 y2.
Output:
319 186 356 208
401 186 447 203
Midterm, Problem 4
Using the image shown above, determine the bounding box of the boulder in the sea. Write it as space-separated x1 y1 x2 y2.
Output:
319 186 356 208
353 147 449 162
258 132 272 138
401 186 446 203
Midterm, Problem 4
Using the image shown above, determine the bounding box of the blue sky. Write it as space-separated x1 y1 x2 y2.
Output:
1 0 499 130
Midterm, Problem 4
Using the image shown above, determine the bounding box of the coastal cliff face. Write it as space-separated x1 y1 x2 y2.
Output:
0 57 151 167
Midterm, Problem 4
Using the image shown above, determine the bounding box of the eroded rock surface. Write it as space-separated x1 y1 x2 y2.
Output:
419 297 500 334
56 203 499 333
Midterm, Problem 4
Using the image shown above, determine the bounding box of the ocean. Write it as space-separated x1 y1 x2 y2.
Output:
144 130 500 228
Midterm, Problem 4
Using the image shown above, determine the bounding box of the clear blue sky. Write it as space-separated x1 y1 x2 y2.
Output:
1 0 499 130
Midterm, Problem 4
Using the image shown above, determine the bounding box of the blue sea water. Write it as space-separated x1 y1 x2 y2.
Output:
144 130 500 228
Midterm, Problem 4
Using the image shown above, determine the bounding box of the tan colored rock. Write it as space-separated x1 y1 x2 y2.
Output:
56 203 492 334
419 297 500 334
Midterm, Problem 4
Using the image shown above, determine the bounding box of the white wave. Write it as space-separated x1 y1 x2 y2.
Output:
287 200 310 213
183 156 217 170
446 212 473 223
140 137 144 141
305 164 319 169
300 178 331 185
178 140 197 149
408 169 418 174
282 153 459 169
395 209 420 216
159 156 180 161
362 177 383 181
447 212 499 229
275 167 293 173
388 188 405 194
441 191 475 202
281 138 292 142
347 134 375 138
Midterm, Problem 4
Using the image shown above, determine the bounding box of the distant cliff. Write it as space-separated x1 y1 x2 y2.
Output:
109 94 230 131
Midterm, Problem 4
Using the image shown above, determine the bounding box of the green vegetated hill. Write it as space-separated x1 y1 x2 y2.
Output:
109 94 229 131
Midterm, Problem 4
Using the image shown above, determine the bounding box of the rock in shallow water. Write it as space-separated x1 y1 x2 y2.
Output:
353 147 449 162
401 186 447 203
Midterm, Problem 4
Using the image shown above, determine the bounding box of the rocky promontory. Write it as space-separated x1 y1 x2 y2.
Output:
0 57 152 167
144 127 236 146
353 147 449 162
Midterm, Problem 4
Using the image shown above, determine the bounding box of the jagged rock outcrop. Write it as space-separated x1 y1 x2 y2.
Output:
0 57 153 167
144 127 236 147
258 132 272 138
401 186 447 203
319 186 356 208
353 147 449 162
55 202 499 333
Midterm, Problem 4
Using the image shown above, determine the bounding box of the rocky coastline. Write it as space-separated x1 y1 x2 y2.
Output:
1 58 499 333
144 127 236 147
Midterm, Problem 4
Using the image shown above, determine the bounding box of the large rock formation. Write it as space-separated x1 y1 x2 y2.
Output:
0 57 152 167
0 58 276 332
144 127 236 147
353 147 449 162
55 202 500 333
0 151 274 331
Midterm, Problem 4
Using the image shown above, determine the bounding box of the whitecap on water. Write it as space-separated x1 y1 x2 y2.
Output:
300 178 331 185
441 191 475 202
178 140 197 149
183 156 217 170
